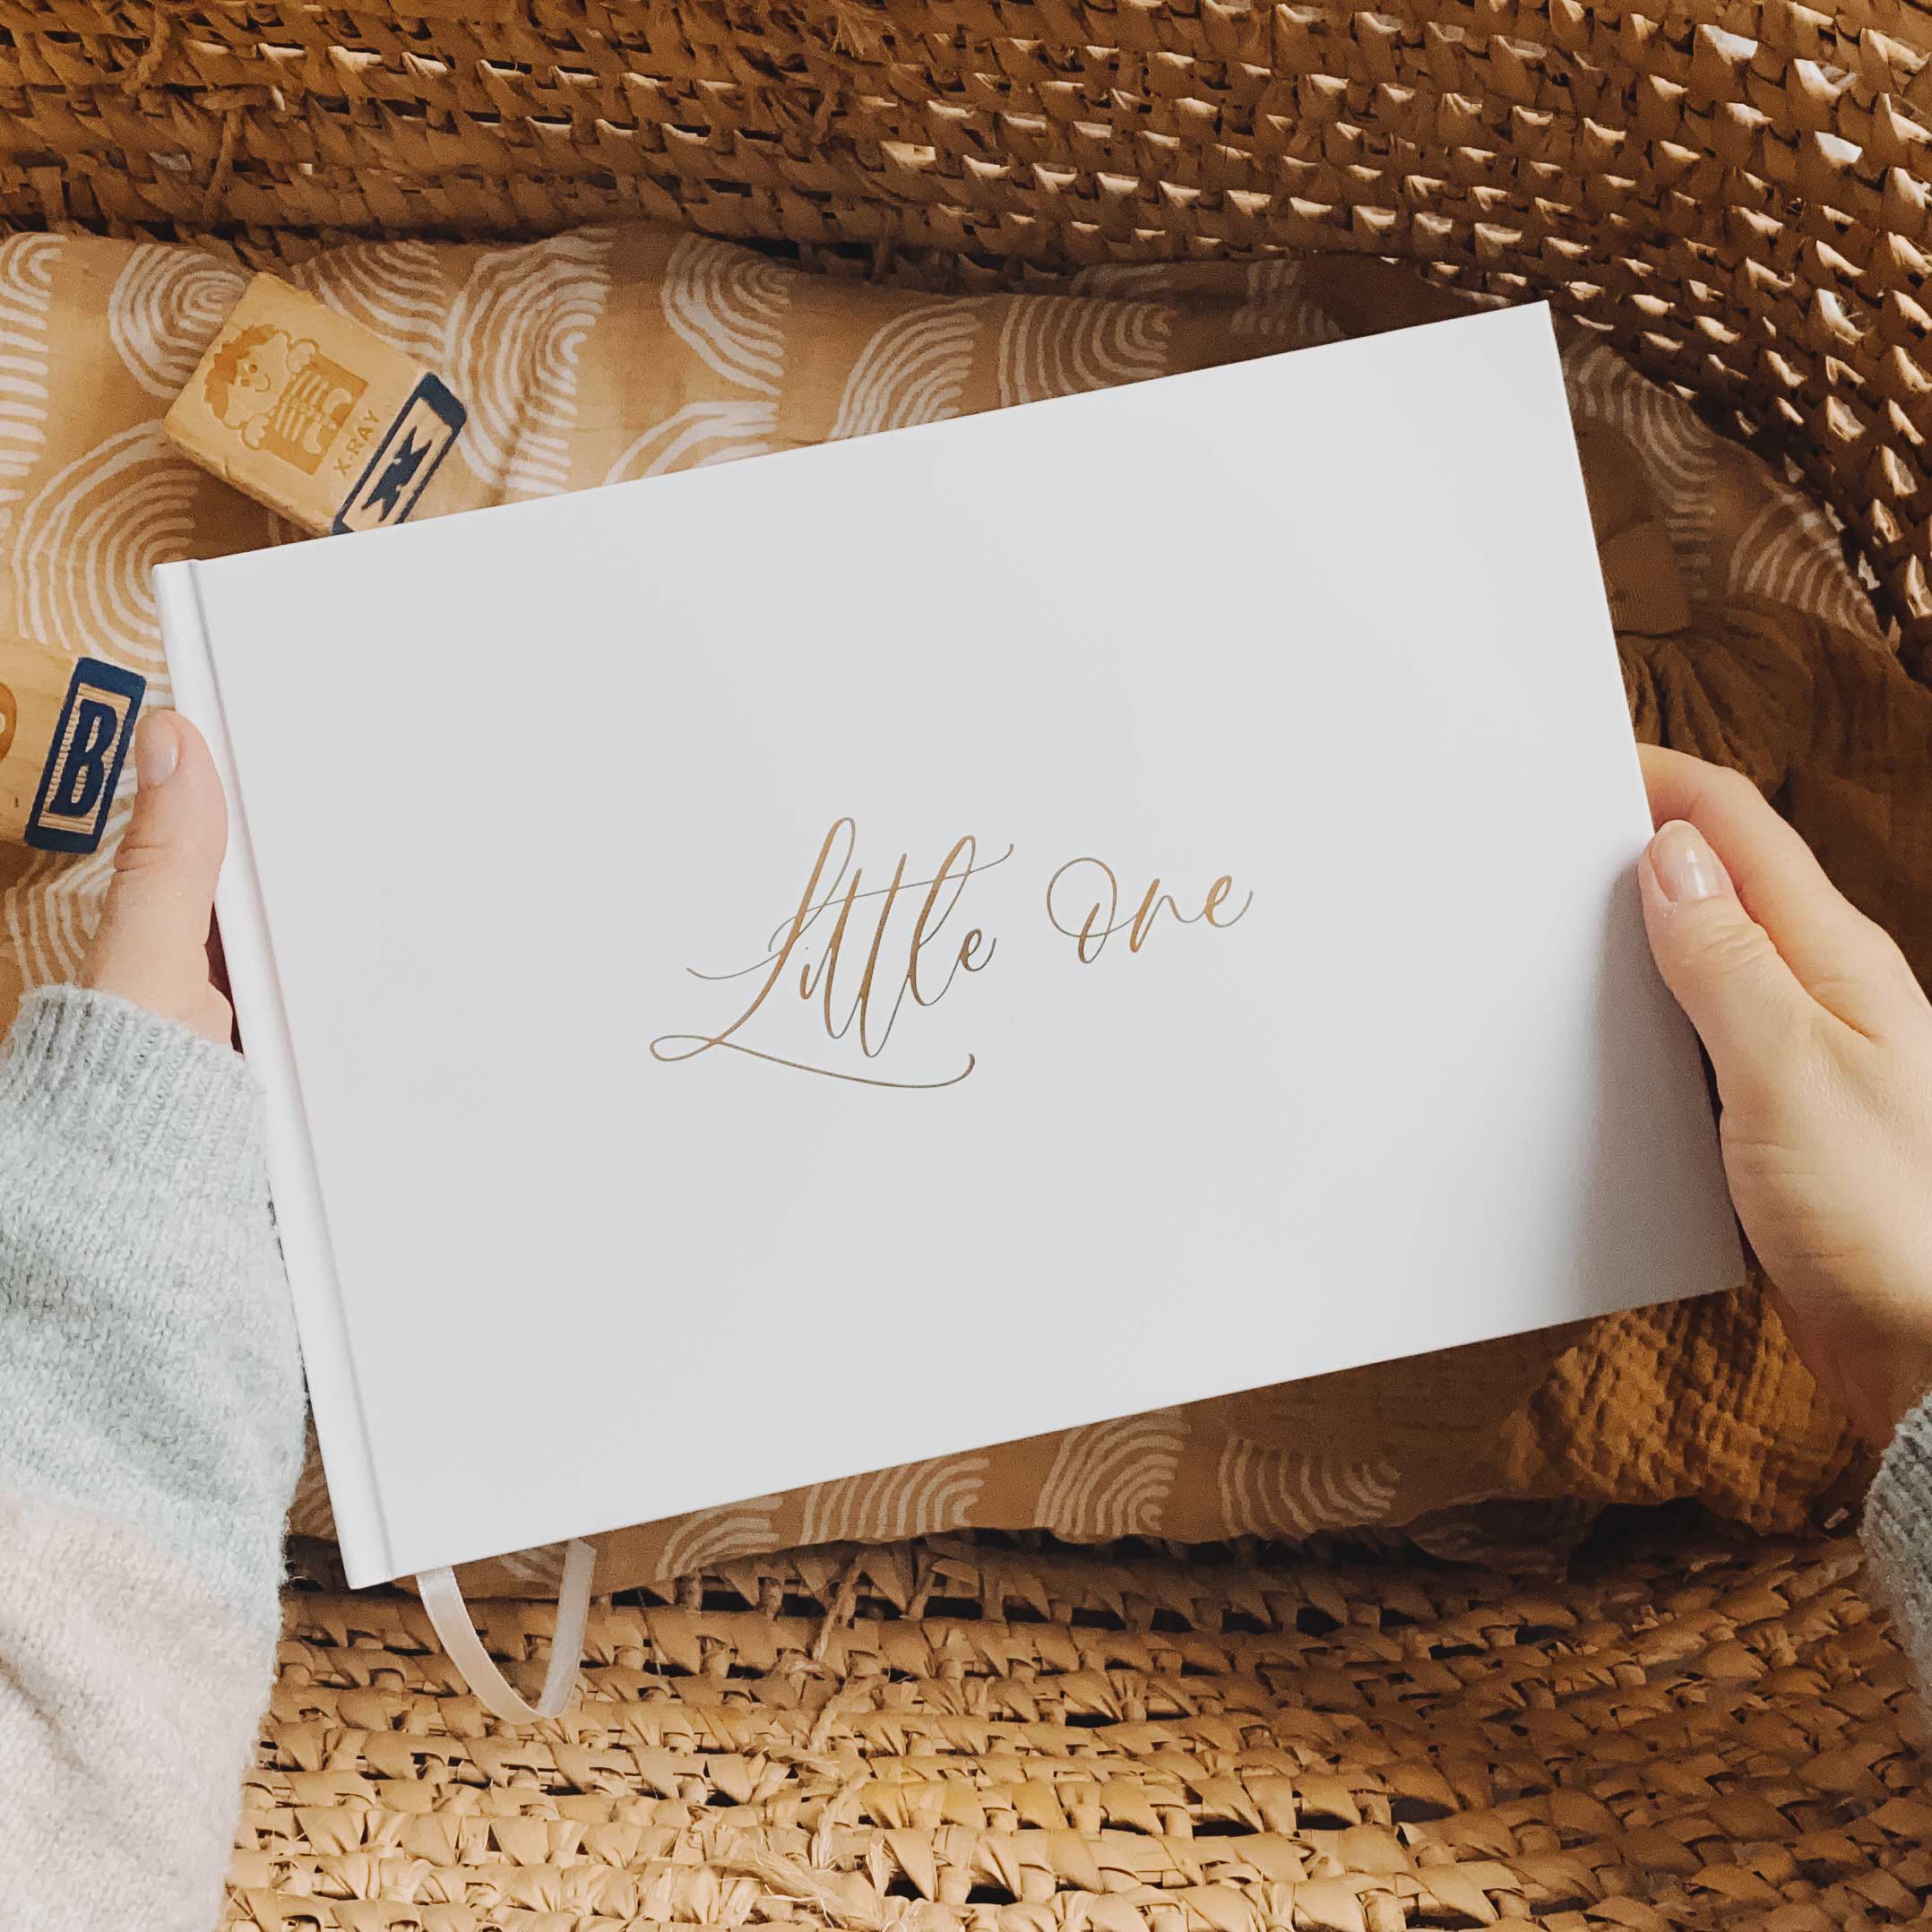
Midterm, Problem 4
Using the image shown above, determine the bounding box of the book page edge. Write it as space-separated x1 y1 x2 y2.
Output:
155 558 398 1590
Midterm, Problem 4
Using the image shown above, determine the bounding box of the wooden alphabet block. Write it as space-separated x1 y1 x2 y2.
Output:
165 273 466 536
0 633 144 853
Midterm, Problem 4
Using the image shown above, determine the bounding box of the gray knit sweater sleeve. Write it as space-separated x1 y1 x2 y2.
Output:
1864 1395 1932 1684
0 985 304 1930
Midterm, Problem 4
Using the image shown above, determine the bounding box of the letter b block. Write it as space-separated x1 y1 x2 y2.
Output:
0 646 145 854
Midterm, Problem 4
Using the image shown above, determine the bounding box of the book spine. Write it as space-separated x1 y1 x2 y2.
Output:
153 563 398 1588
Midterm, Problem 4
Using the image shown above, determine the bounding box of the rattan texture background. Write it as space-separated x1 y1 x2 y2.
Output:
5 0 1932 668
236 1528 1930 1929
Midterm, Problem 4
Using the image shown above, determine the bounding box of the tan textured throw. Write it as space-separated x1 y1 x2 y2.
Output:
3 227 1928 1595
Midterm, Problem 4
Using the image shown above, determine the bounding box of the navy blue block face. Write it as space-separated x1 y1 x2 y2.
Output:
334 375 467 536
27 656 146 854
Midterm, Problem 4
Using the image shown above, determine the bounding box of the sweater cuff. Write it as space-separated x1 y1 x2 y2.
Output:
0 986 264 1212
1862 1390 1932 1668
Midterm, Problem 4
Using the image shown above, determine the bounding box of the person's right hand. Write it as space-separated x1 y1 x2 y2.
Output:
1637 745 1932 1445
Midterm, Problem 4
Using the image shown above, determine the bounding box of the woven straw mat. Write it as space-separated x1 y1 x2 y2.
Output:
7 227 1932 1595
235 1526 1931 1930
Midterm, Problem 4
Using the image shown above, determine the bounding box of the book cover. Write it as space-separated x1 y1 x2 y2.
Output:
159 304 1743 1588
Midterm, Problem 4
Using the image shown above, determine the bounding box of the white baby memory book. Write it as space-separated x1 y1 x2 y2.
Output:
160 302 1743 1593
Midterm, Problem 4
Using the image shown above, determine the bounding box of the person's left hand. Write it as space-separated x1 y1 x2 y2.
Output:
79 710 234 1047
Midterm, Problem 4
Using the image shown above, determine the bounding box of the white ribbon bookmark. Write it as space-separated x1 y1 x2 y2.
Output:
417 1538 597 1723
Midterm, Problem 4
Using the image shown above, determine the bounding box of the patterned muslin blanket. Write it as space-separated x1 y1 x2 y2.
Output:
3 225 1925 1596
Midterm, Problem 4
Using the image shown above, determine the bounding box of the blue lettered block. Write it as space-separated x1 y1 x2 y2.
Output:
27 658 146 855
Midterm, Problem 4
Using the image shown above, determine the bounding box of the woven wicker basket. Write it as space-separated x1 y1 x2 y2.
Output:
7 0 1932 677
6 2 1931 1922
248 1524 1929 1930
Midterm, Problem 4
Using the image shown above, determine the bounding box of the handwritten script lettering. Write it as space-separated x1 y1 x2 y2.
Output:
653 820 1252 1089
650 818 1005 1089
1045 858 1253 963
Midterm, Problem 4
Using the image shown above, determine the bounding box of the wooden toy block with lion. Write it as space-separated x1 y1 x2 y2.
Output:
165 273 465 538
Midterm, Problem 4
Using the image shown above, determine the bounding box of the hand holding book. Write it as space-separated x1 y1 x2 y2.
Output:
71 715 1932 1462
1636 743 1932 1446
77 716 1932 1467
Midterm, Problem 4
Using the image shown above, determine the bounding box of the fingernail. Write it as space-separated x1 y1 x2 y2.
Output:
1648 819 1732 904
135 711 180 789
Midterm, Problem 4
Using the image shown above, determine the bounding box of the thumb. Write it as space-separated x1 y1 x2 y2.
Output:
1639 817 1817 1097
80 710 233 1046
